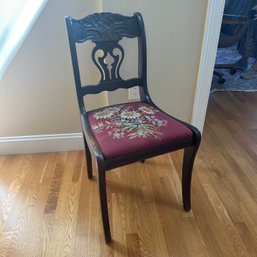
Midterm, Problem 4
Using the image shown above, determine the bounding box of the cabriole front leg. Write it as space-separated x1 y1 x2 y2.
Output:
182 144 199 212
97 166 111 243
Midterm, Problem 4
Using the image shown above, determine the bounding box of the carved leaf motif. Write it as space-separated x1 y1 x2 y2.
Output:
74 13 140 42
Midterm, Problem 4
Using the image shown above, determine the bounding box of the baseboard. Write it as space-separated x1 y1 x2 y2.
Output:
0 133 84 155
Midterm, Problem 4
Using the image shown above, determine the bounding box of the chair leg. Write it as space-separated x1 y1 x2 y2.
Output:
83 133 92 179
182 145 199 211
97 167 111 243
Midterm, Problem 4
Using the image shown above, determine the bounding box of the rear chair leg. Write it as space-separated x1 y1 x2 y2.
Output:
83 133 92 179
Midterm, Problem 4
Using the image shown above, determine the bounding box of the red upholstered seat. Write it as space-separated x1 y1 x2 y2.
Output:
88 102 193 159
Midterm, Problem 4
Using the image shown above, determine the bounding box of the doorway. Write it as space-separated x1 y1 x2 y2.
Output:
212 0 257 91
192 0 257 132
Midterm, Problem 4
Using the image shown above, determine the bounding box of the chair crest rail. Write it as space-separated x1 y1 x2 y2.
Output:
69 13 140 43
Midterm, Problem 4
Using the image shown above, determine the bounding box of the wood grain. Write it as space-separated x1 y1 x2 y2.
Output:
1 92 257 256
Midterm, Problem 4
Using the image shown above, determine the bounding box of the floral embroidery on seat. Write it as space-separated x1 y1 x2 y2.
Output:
91 104 168 140
93 106 121 119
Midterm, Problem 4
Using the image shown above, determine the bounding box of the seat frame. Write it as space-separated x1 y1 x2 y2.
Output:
65 12 201 243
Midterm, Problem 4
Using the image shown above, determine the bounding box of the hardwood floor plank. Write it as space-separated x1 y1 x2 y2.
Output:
1 92 257 256
235 222 257 257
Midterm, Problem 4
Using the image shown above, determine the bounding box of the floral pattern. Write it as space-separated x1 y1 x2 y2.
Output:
90 104 168 140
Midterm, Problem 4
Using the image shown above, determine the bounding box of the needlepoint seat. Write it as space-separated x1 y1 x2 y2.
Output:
88 102 193 159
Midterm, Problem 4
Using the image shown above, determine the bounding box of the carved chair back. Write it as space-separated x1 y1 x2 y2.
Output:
65 12 149 114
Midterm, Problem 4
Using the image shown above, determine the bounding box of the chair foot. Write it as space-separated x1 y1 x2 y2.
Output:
97 167 111 243
105 235 112 244
182 137 200 211
183 202 191 212
83 133 93 179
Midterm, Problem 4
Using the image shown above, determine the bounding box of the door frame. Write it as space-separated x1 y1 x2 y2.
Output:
191 0 225 132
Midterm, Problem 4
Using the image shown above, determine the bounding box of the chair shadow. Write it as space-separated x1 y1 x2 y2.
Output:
106 177 182 211
108 239 128 254
88 159 183 211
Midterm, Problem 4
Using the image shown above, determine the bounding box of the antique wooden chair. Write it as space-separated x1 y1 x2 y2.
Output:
65 12 201 243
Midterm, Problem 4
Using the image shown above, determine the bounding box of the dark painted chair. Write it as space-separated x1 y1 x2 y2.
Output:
65 12 201 243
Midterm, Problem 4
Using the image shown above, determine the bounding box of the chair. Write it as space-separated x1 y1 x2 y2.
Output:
65 12 201 243
214 0 256 83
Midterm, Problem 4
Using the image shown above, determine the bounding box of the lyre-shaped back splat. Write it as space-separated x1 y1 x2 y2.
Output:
92 42 124 82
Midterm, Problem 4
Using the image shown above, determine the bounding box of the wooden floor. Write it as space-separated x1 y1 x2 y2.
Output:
1 92 257 257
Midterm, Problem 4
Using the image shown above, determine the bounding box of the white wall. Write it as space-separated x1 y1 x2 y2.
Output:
103 0 208 123
0 0 208 140
0 0 106 137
